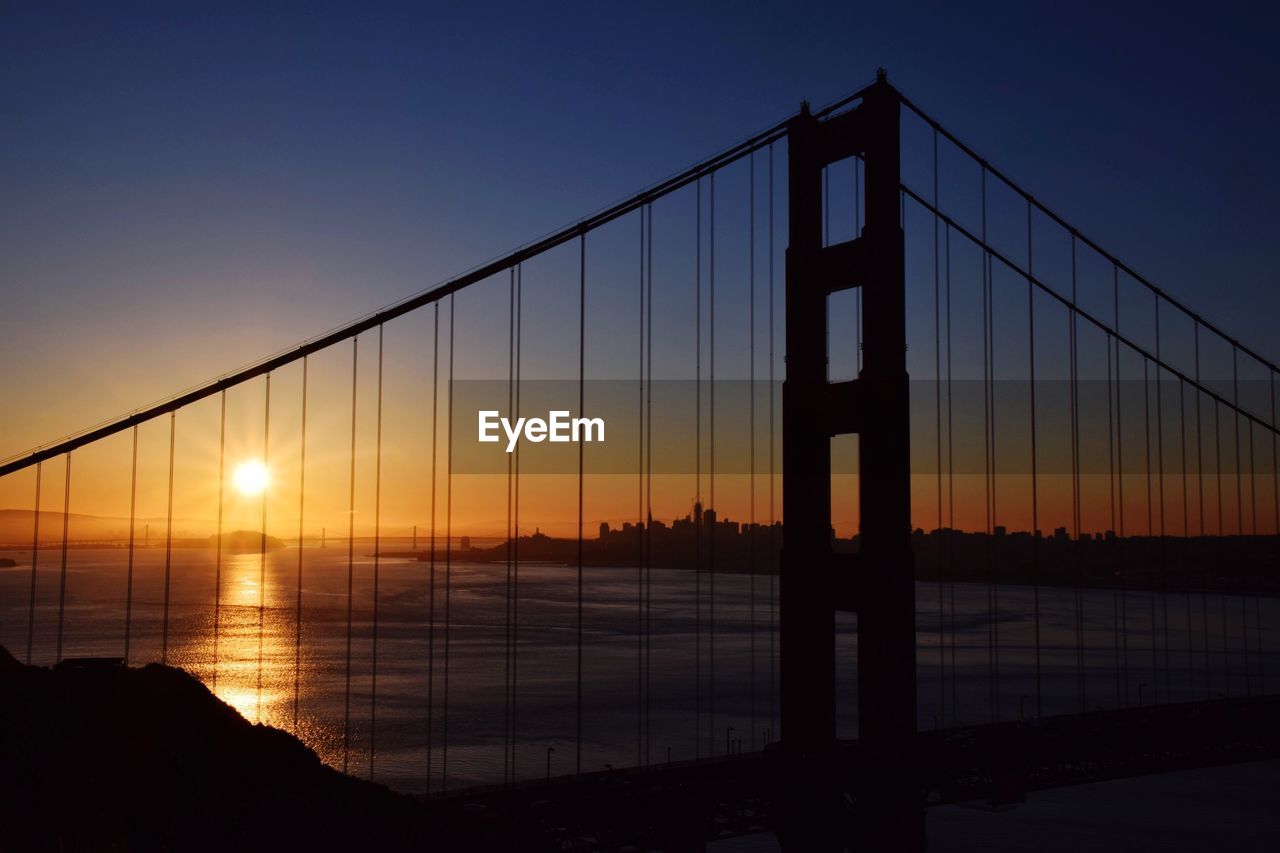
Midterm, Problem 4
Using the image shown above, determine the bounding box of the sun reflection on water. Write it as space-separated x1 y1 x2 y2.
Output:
207 553 292 732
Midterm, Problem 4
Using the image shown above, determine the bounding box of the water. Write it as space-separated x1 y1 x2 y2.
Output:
1 546 1276 793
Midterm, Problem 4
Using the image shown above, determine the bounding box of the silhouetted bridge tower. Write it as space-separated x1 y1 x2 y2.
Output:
781 75 920 849
2 71 1280 851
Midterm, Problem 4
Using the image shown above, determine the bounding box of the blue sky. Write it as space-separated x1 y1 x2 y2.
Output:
2 0 1278 457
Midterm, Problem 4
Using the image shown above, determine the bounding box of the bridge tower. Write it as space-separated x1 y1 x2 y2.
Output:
778 72 923 850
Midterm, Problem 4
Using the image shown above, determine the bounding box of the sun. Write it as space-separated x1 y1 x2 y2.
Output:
232 460 270 496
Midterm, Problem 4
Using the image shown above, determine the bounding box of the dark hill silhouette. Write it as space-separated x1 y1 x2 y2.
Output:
0 646 497 851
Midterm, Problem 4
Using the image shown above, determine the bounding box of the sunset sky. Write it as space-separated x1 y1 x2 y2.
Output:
2 1 1278 540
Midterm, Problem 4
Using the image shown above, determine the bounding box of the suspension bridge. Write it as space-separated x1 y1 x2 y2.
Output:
2 71 1278 850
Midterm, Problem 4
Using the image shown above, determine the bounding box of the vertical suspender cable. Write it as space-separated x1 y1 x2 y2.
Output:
370 327 384 779
55 454 71 663
1152 356 1162 701
1107 331 1121 706
294 362 307 729
1270 371 1278 693
645 204 653 763
1181 379 1193 699
1070 237 1084 712
749 151 757 748
124 428 138 662
988 186 1001 718
427 303 440 793
443 296 455 791
1251 417 1262 693
1249 414 1259 686
709 170 717 752
981 169 996 720
1215 396 1228 688
933 129 945 724
506 269 516 786
1232 347 1250 694
1154 296 1170 700
213 394 226 688
513 264 523 775
695 178 703 760
576 234 586 775
636 212 645 768
1027 203 1043 714
1268 369 1278 695
160 413 175 664
1195 322 1210 695
26 462 42 664
258 375 271 720
946 225 957 721
768 145 777 740
343 339 358 773
1115 269 1130 704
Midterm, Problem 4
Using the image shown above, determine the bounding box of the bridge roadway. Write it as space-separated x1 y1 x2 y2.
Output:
425 694 1280 851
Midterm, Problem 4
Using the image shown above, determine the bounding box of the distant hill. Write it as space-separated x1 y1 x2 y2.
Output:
1 509 235 548
214 530 286 551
